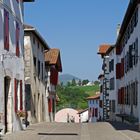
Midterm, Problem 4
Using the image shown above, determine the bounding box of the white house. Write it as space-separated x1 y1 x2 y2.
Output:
87 94 100 122
44 48 62 122
0 0 34 134
78 109 88 123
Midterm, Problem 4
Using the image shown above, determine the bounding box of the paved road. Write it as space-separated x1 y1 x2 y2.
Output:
2 122 140 140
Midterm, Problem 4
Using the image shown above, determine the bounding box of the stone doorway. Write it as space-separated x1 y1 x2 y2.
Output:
4 76 12 133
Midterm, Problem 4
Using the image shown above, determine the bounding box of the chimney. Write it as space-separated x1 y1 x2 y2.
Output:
117 24 121 37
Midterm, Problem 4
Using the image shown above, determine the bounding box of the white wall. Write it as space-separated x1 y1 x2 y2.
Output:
0 0 25 133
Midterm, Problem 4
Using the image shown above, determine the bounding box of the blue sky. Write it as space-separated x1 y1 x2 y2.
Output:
24 0 129 81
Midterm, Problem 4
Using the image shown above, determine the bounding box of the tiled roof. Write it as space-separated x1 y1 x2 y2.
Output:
45 48 59 64
77 108 88 114
87 94 100 100
24 24 49 50
97 44 111 55
45 48 62 72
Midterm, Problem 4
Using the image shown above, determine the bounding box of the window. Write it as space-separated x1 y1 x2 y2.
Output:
100 85 103 93
33 56 36 67
4 9 9 51
42 63 43 80
110 78 114 90
38 42 39 49
38 60 40 77
112 100 115 113
16 22 20 57
135 38 138 64
33 37 35 44
129 45 133 68
109 59 114 72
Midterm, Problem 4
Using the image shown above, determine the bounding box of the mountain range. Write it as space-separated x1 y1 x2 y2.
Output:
59 74 80 85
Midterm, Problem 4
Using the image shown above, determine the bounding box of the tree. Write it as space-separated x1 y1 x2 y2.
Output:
82 79 89 85
94 80 100 85
71 78 76 86
67 81 71 87
78 80 82 86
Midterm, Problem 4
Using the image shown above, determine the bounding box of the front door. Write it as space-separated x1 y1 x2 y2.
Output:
4 76 11 133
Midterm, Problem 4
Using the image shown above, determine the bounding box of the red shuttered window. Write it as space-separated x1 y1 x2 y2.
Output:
121 58 124 77
50 68 58 85
16 22 20 57
20 80 23 110
116 63 121 79
4 9 9 51
14 79 17 112
48 98 52 113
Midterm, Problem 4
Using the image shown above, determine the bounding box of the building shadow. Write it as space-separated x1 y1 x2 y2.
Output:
109 121 139 132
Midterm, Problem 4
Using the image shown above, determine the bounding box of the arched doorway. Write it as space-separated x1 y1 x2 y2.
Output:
4 76 12 133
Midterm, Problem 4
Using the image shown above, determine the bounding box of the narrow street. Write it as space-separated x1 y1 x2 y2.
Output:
2 122 140 140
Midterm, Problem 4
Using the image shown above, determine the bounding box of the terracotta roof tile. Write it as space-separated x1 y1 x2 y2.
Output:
87 94 100 100
98 44 111 55
45 48 59 64
45 48 62 72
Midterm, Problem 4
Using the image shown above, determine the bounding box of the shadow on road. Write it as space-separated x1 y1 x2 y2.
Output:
38 132 78 136
109 121 139 132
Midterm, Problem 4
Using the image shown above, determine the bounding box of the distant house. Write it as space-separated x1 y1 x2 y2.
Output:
45 49 62 122
78 108 88 123
87 94 100 122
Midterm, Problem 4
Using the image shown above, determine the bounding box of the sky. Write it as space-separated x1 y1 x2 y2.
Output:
24 0 129 81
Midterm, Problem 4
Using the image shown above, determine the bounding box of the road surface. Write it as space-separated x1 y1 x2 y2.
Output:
2 122 140 140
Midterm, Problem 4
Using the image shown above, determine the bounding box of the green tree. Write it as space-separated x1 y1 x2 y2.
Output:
94 80 100 85
78 80 82 86
67 81 71 87
82 79 89 85
71 78 76 86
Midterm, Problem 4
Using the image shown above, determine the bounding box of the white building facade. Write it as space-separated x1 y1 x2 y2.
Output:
88 94 100 122
107 47 117 121
115 0 140 125
78 109 88 123
24 25 50 124
0 0 33 133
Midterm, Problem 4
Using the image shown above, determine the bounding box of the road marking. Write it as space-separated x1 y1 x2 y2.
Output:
118 131 133 140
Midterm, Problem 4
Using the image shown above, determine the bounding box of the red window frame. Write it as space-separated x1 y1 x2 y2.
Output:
4 9 9 51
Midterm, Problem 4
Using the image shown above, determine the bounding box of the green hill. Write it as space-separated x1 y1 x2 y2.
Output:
56 84 99 111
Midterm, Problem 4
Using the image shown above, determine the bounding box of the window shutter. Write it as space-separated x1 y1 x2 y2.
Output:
48 98 52 113
95 108 98 117
135 38 138 64
92 108 94 117
16 22 20 57
20 80 23 110
14 79 17 112
4 9 9 51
